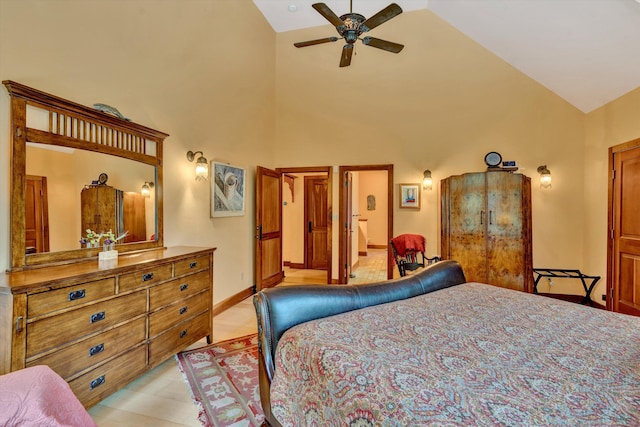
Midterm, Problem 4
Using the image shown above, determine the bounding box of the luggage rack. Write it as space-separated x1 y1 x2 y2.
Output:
533 268 601 306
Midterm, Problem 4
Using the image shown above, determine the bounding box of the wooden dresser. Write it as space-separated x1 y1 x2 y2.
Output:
0 246 215 408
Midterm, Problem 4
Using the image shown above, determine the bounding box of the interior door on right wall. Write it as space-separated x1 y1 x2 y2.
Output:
609 140 640 316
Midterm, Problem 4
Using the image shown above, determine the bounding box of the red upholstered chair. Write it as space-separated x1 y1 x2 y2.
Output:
390 234 440 277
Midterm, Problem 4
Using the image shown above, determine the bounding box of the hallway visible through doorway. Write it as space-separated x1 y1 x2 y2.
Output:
349 248 388 284
283 248 388 285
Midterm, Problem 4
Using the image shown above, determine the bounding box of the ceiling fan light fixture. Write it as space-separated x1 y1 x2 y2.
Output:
294 2 404 67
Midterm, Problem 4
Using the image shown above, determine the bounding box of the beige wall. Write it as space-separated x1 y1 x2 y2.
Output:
276 9 587 279
1 1 639 305
0 0 276 304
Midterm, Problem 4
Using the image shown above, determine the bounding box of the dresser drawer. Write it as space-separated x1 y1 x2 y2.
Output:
26 290 147 358
174 255 210 277
27 317 146 380
119 264 172 292
28 278 115 318
149 270 210 311
149 311 210 366
149 291 210 338
69 344 147 408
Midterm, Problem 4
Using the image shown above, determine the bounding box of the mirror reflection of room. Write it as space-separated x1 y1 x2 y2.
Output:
26 142 156 253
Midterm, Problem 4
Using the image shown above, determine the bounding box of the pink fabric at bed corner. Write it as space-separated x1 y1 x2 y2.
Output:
0 365 98 427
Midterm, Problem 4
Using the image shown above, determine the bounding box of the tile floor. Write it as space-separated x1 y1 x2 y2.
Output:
349 248 389 284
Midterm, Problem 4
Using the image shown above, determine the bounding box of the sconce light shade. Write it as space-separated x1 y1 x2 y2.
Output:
141 181 154 198
537 165 552 188
422 170 433 190
187 150 209 181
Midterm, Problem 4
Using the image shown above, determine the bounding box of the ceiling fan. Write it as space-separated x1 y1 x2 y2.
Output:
294 1 404 67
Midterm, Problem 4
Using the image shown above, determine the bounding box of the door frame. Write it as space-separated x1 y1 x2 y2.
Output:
607 137 640 312
338 164 394 284
278 166 333 285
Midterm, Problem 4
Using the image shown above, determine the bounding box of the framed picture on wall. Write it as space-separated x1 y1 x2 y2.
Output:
399 183 420 209
211 162 246 217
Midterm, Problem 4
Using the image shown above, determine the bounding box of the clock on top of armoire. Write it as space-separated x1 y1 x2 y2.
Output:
440 170 533 292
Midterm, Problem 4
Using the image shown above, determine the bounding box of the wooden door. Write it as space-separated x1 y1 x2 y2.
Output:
442 173 487 283
25 175 50 253
123 192 147 243
255 166 284 291
305 176 328 269
610 143 640 316
486 172 532 291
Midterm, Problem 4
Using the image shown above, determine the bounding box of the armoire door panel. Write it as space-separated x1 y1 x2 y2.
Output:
445 173 487 283
486 172 527 291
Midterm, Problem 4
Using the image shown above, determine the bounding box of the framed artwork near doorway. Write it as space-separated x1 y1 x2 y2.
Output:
399 183 420 209
211 162 245 217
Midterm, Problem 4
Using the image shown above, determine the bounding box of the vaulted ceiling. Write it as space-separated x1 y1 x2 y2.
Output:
253 0 640 113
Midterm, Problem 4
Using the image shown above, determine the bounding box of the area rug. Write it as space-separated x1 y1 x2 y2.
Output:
176 334 265 427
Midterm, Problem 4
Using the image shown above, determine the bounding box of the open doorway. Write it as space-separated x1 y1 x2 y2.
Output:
255 164 392 288
338 165 394 285
280 166 332 285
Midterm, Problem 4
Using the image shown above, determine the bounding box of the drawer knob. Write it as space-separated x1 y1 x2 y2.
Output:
179 306 188 315
90 311 106 323
142 272 154 281
68 289 86 301
89 343 105 357
179 329 188 338
189 261 197 268
180 283 189 292
90 375 105 390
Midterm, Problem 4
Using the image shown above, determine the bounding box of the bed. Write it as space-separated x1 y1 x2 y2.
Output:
253 260 640 426
0 365 98 427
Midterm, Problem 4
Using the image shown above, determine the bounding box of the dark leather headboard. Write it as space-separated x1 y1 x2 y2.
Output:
253 260 466 426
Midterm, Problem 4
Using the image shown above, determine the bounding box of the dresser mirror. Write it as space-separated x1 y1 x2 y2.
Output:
27 142 157 252
4 81 168 270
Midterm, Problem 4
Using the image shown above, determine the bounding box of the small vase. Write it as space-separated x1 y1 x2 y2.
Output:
103 243 115 252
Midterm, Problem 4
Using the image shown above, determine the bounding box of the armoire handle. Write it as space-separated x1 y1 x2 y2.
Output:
480 211 484 225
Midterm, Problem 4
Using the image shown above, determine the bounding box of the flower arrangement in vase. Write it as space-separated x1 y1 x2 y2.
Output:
80 229 128 251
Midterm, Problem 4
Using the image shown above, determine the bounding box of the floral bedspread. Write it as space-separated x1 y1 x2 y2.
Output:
270 283 640 426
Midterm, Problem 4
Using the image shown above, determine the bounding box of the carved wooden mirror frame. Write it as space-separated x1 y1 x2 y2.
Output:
4 81 168 270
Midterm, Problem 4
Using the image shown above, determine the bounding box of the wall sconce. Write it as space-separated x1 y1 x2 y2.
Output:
187 150 209 181
537 165 552 188
141 181 154 198
422 170 433 190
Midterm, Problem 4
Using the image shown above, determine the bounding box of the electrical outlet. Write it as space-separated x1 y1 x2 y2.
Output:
602 294 606 301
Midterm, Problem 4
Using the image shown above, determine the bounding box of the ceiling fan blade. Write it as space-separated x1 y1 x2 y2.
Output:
339 44 354 67
312 3 345 28
362 36 404 53
294 37 339 48
362 3 402 31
